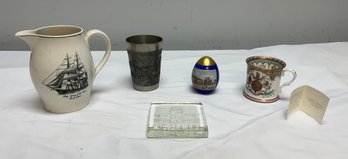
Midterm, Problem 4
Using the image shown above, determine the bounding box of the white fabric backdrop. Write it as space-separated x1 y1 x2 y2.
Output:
0 42 347 159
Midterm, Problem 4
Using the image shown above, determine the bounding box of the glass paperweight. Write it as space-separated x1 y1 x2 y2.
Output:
147 102 208 138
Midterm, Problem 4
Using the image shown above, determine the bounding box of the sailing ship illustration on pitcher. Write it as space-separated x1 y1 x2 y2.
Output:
42 52 88 95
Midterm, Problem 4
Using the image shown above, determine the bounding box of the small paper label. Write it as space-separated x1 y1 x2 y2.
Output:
287 85 329 124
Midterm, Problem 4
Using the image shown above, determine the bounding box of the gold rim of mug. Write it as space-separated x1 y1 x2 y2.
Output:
246 56 286 73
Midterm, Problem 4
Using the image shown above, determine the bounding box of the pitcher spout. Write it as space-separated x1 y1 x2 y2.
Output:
15 30 39 49
15 29 37 37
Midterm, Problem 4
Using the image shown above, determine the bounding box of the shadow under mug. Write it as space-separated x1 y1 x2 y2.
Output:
126 35 163 91
243 56 297 103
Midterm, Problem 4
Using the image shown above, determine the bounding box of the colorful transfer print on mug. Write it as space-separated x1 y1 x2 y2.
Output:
243 56 297 103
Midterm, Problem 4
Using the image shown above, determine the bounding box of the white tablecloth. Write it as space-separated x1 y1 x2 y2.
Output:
1 42 347 159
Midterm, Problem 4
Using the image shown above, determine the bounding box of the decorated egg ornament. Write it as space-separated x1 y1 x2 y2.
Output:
192 56 219 94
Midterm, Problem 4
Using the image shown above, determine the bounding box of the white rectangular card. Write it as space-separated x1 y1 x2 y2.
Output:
287 85 330 124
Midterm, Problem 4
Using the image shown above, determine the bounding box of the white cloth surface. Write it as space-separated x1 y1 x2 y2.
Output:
0 42 348 159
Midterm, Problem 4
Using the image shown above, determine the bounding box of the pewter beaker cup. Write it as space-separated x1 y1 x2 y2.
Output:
126 35 163 91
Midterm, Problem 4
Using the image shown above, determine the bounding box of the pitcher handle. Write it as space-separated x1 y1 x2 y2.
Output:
84 29 112 80
279 69 297 90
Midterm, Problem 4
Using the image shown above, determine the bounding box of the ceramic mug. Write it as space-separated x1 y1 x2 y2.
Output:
243 56 297 103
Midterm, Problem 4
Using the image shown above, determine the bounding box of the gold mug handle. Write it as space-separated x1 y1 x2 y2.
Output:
83 29 112 80
279 69 297 90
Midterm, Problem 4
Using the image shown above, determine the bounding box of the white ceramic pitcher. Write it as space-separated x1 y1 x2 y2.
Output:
16 25 111 113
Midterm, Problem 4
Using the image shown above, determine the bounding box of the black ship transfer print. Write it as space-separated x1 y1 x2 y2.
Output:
42 52 88 95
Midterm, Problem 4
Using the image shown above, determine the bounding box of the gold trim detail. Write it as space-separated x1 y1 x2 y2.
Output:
246 56 286 73
197 56 216 66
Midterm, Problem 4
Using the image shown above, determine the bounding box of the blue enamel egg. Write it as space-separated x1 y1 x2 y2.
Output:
192 56 219 94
